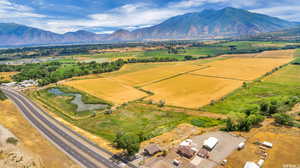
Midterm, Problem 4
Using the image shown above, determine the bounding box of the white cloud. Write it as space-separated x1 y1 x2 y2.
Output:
38 2 190 33
169 0 258 9
251 6 300 21
169 0 225 9
0 0 45 18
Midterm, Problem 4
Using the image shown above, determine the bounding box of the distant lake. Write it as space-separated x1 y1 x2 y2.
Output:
48 88 108 112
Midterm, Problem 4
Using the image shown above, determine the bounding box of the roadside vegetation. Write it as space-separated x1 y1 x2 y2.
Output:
0 89 7 100
292 57 300 65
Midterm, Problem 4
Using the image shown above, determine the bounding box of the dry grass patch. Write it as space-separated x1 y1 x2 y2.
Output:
0 100 77 168
64 77 148 105
141 123 204 149
191 57 292 81
0 72 17 81
143 74 243 108
224 120 300 168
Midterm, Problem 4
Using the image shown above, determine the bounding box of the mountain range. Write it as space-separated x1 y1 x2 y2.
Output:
0 7 299 47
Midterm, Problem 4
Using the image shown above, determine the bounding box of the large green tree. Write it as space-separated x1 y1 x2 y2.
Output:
114 132 140 156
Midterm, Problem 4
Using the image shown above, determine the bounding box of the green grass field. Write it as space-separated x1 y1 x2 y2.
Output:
68 103 223 141
202 65 300 114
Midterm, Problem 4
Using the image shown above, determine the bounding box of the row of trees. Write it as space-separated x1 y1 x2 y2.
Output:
2 57 184 86
0 41 194 61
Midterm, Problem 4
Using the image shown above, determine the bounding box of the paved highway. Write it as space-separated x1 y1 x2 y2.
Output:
1 87 125 168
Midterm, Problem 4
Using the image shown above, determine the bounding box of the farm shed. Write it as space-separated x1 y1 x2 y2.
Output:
203 137 219 150
262 141 273 148
144 144 161 156
244 162 260 168
177 146 196 159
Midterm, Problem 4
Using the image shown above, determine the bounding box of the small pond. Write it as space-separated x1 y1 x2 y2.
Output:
48 88 108 112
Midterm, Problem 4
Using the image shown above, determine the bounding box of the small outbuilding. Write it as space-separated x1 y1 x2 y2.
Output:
244 162 260 168
238 142 245 150
144 143 161 156
203 137 219 151
262 141 272 148
177 146 196 159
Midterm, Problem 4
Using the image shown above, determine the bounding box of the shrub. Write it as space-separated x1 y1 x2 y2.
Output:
104 109 112 115
6 137 18 145
224 112 264 132
158 100 165 107
0 90 7 101
244 104 260 116
273 113 294 126
260 99 280 116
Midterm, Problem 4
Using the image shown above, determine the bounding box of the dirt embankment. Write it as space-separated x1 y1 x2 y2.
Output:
0 100 79 168
0 124 41 168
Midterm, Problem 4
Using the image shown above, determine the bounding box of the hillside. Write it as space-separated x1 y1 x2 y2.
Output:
0 7 299 46
126 7 298 40
246 26 300 41
0 23 104 46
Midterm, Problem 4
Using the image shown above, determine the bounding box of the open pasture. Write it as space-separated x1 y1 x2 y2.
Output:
143 74 243 108
191 57 292 81
63 77 148 105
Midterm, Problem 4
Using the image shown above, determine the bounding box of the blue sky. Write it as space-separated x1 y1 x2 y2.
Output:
1 0 300 34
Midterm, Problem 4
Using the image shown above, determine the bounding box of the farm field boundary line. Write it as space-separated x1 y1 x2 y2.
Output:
137 65 211 88
188 73 248 82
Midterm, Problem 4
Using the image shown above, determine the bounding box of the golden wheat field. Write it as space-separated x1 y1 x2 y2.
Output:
63 50 295 108
64 77 148 105
142 74 243 108
191 57 292 81
103 62 203 87
254 49 295 58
